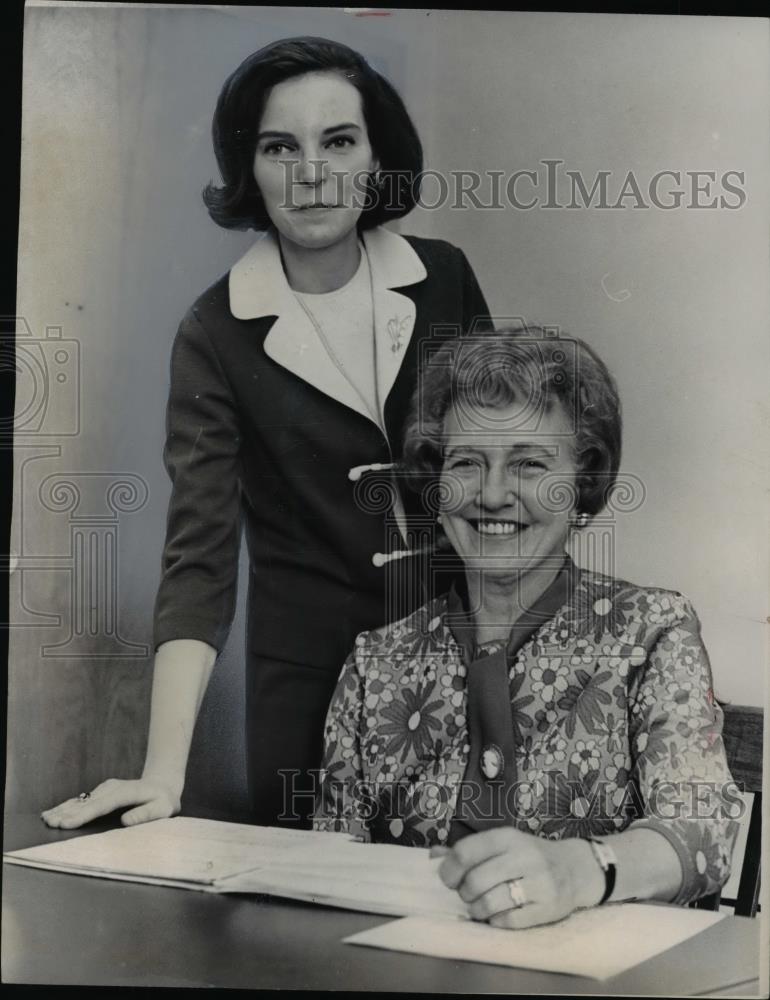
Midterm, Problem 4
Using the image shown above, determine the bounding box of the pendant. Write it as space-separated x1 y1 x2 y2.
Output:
480 744 504 780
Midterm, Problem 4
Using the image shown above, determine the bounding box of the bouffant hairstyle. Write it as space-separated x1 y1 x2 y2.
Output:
402 324 622 518
202 36 423 231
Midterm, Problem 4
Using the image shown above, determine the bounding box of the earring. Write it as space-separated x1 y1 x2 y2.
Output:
436 513 443 525
575 511 590 528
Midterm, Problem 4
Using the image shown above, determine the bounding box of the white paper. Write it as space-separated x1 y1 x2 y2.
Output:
3 817 356 885
3 817 467 918
343 904 726 980
230 860 468 919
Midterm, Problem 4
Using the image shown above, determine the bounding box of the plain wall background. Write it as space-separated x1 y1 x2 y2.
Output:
8 5 769 818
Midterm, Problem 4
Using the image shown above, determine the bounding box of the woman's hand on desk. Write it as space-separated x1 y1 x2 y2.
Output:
432 828 604 929
41 640 215 831
40 776 181 830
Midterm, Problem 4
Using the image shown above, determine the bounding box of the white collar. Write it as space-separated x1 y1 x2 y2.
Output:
228 225 427 321
227 225 427 447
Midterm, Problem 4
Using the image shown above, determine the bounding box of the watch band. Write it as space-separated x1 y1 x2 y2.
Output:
586 837 617 905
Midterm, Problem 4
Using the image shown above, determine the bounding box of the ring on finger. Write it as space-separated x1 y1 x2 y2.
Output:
507 879 528 909
77 791 91 802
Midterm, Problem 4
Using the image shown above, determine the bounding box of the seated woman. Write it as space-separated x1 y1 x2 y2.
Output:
313 325 739 928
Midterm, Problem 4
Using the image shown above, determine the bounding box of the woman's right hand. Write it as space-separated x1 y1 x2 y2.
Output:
41 640 215 832
40 777 181 830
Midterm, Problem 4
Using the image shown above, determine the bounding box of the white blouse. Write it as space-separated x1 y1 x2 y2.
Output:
294 246 382 432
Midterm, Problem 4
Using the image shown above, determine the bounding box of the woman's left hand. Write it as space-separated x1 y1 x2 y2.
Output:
431 827 604 929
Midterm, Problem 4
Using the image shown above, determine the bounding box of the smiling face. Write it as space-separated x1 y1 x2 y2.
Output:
439 400 579 580
252 71 379 252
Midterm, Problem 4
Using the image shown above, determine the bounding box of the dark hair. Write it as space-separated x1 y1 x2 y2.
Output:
402 324 623 518
202 37 423 231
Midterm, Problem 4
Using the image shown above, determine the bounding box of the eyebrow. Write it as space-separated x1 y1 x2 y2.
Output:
256 123 363 142
444 443 560 459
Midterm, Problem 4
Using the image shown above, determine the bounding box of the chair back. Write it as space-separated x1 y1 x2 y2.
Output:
696 704 763 917
722 704 763 794
722 704 763 917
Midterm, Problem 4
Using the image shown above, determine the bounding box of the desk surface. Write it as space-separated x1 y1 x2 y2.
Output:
2 814 764 994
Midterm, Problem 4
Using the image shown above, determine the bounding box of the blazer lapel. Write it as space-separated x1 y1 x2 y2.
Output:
228 227 427 427
363 227 427 424
229 231 372 421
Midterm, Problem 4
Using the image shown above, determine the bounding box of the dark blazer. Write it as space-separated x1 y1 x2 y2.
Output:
154 227 490 669
152 226 490 822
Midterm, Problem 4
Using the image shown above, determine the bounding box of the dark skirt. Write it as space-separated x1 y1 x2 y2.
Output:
245 655 340 829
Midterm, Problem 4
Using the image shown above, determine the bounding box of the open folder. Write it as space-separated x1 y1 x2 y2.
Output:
3 816 469 919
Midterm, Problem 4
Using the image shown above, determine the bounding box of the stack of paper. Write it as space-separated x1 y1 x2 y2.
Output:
3 816 468 919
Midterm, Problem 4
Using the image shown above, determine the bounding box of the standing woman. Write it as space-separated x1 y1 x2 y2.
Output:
42 37 490 829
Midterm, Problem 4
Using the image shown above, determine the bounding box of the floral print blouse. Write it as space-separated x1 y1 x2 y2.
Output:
313 563 740 904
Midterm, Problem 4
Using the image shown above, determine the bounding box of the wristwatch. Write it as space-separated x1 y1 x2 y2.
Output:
586 837 617 905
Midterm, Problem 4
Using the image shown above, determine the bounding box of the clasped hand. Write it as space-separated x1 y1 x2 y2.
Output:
431 827 603 929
